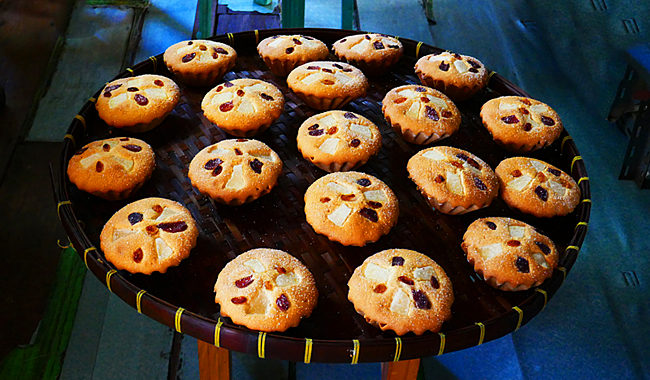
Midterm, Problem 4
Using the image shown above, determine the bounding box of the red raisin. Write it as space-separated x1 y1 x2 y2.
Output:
105 84 122 92
391 256 404 266
430 276 440 289
103 91 112 97
412 290 431 309
507 240 521 247
393 97 407 104
467 158 481 170
275 266 286 274
469 67 479 73
364 35 371 40
327 126 338 135
308 123 319 130
535 242 551 255
204 158 223 170
485 221 497 230
234 148 242 155
103 144 110 152
373 41 385 50
276 294 290 311
154 80 164 87
359 208 378 222
157 221 188 233
260 93 274 101
420 96 430 103
520 108 529 115
415 87 427 92
145 225 158 235
439 62 450 71
322 79 335 85
474 177 487 191
293 38 302 45
468 60 481 68
236 139 248 142
309 129 324 136
134 94 149 106
456 153 469 161
512 169 522 177
307 65 320 70
133 248 143 263
434 175 445 183
320 197 330 203
199 44 207 51
120 137 129 141
521 98 532 105
153 205 163 213
425 106 439 121
321 68 333 73
541 116 555 126
285 47 294 54
216 85 223 92
537 172 547 182
96 161 104 172
236 89 245 97
442 110 452 118
188 41 193 45
224 82 234 87
350 139 361 147
235 275 254 288
535 186 548 201
219 101 234 112
333 63 344 70
547 167 561 176
523 123 532 131
182 53 196 62
214 47 228 55
212 166 223 176
368 201 382 209
515 257 530 273
250 158 263 174
123 144 142 152
231 296 247 304
398 276 414 285
501 115 519 124
127 87 138 92
128 212 143 225
341 194 355 201
373 284 387 293
344 112 358 119
357 178 371 187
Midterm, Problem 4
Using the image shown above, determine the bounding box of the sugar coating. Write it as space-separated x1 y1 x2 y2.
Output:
163 40 237 86
332 33 403 76
287 61 368 109
415 51 489 101
257 35 329 77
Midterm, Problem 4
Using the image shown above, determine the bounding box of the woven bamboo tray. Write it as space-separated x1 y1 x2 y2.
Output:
55 28 591 363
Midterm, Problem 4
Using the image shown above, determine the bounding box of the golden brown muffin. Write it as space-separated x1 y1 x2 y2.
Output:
201 78 285 137
67 137 155 200
480 96 564 153
461 217 559 291
214 248 318 332
163 40 237 86
257 34 329 77
286 61 368 110
347 249 454 335
332 33 403 76
304 171 399 247
95 75 180 132
414 51 489 101
494 157 580 218
382 84 461 145
100 197 199 274
188 139 283 206
297 110 381 172
407 146 499 215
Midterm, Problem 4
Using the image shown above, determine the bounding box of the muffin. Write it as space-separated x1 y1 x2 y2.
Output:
461 217 559 291
188 139 283 206
407 146 499 215
214 248 318 332
201 79 285 137
304 171 399 246
163 40 237 87
382 84 461 144
332 33 403 76
480 96 564 153
67 137 156 200
297 110 381 172
414 51 489 101
257 34 329 77
100 197 199 275
347 249 454 335
95 74 180 132
286 61 368 110
494 157 580 218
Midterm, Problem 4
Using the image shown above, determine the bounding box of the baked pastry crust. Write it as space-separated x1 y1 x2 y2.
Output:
214 248 318 332
100 197 199 274
95 74 180 132
347 249 454 335
414 51 488 101
67 137 155 200
304 171 399 246
286 61 368 110
188 139 283 205
332 33 403 76
382 84 460 144
201 78 285 137
480 96 564 153
461 217 559 291
257 34 329 77
407 146 498 215
495 156 580 218
164 40 237 86
297 110 381 172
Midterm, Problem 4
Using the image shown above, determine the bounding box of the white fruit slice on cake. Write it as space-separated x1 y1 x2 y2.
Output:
225 165 245 189
508 175 533 191
478 243 503 261
389 289 410 315
244 259 266 273
364 263 390 282
328 204 352 227
155 237 174 260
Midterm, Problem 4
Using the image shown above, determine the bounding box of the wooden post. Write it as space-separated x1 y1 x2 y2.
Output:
197 340 232 380
281 0 305 28
342 0 354 30
381 359 420 380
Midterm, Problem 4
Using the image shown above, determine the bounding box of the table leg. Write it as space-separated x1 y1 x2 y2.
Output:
197 339 231 380
381 359 420 380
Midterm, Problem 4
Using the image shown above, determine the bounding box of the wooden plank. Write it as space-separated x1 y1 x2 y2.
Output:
198 340 231 380
381 359 420 380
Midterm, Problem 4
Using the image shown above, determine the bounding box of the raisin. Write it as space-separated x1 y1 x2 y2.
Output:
398 276 414 285
308 124 319 130
430 276 440 289
357 178 371 187
235 275 253 288
285 47 294 54
123 144 142 152
212 52 218 59
250 159 263 174
535 186 548 201
359 208 378 222
224 82 234 87
128 212 143 225
236 89 245 97
293 38 302 45
321 68 333 73
469 67 479 73
392 256 404 266
515 257 530 273
320 197 330 203
236 139 248 142
521 98 532 105
393 97 407 104
103 144 111 152
199 44 207 51
231 296 247 304
451 161 464 169
96 161 104 172
523 123 532 131
434 175 445 183
309 129 324 136
327 126 338 135
364 35 371 40
412 290 431 309
182 53 196 62
188 41 193 45
536 242 551 255
275 265 286 274
368 201 382 209
212 166 223 176
485 221 497 230
157 221 188 233
507 240 521 247
322 79 335 85
453 53 461 59
467 158 481 170
134 94 149 106
468 59 481 68
133 248 143 263
105 84 122 92
373 41 385 50
219 101 234 112
344 112 357 119
420 97 430 103
474 177 487 191
541 116 555 126
350 139 361 147
265 281 273 290
120 137 129 141
456 153 469 161
439 62 450 71
153 205 163 213
216 85 223 92
307 65 320 70
373 284 387 293
339 38 347 43
154 80 164 87
501 115 519 124
276 294 290 311
547 167 561 176
103 92 112 97
204 158 223 170
425 106 439 121
145 225 158 235
415 87 427 92
341 194 355 201
127 87 139 92
342 68 353 72
537 172 547 182
260 93 274 101
214 47 228 55
234 148 242 155
512 169 522 177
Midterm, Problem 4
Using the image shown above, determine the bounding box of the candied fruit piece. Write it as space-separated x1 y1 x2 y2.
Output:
501 115 520 124
103 92 112 97
341 194 355 201
309 129 324 136
350 139 361 147
412 290 431 309
216 85 223 92
219 101 234 112
537 172 547 182
456 153 469 161
521 98 532 105
451 161 464 169
333 63 344 70
344 112 357 119
327 126 338 135
535 186 548 201
373 41 385 50
512 169 522 177
265 281 273 290
547 167 561 176
133 248 143 263
231 296 247 304
322 79 335 85
182 53 196 62
535 241 551 255
420 96 430 103
105 84 122 92
75 147 88 156
285 47 294 54
521 108 529 115
442 110 453 118
153 204 163 213
157 221 188 233
237 89 245 97
127 87 138 92
368 201 382 209
250 159 263 174
214 47 228 55
134 94 149 106
425 106 439 121
485 221 497 230
235 275 254 288
507 240 521 247
103 144 110 152
212 166 223 176
322 68 333 73
320 197 331 203
415 87 427 92
96 161 104 172
393 97 407 104
467 158 481 170
359 208 378 222
392 256 404 266
515 257 530 273
204 158 223 170
523 123 533 131
469 67 479 73
128 212 143 225
434 175 445 183
293 38 302 45
236 139 248 142
541 116 555 126
357 178 371 187
308 123 319 130
275 265 287 274
430 276 440 289
474 177 487 191
224 82 234 87
307 65 320 70
439 62 450 71
260 93 274 101
146 225 158 235
398 276 414 285
154 80 164 87
199 44 207 51
276 294 290 311
374 284 387 293
123 144 142 152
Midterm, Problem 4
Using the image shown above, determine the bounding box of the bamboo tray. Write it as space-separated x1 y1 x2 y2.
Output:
55 28 591 363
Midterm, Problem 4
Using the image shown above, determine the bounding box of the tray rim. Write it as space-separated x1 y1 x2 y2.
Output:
54 27 591 363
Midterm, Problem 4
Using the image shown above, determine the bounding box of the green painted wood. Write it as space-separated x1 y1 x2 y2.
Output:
196 0 213 38
342 0 354 30
281 0 305 28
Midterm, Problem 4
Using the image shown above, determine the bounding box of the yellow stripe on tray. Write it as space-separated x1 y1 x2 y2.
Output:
126 68 135 76
558 266 567 281
175 308 185 333
228 33 234 46
575 222 588 232
64 134 76 148
578 177 589 185
475 322 485 346
351 339 360 364
258 332 267 358
571 156 583 172
437 332 446 355
304 338 313 363
106 269 117 293
149 56 158 72
74 114 87 131
83 246 96 269
254 29 259 45
136 290 146 314
536 288 548 310
393 337 402 362
214 318 223 347
513 306 524 331
57 200 71 220
415 41 423 59
561 135 573 151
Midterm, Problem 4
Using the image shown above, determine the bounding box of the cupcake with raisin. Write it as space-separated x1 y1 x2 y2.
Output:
415 51 489 101
332 33 403 76
257 34 329 77
164 40 237 87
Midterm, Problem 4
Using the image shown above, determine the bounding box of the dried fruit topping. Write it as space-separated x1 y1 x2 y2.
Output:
339 38 347 43
231 296 247 304
439 62 450 71
199 44 207 51
521 98 532 105
307 65 320 70
523 123 533 131
535 241 551 255
145 225 158 235
474 177 487 191
204 158 223 170
216 85 223 92
392 256 405 266
467 158 481 170
235 275 254 288
515 257 530 273
308 124 319 130
451 161 464 169
430 276 440 289
357 178 371 187
398 276 414 285
212 51 218 59
350 138 361 147
468 59 481 68
344 112 357 119
120 137 129 141
212 166 223 176
293 37 302 45
275 266 286 274
153 205 163 213
128 212 143 225
157 221 188 233
154 79 164 87
264 281 273 290
547 167 561 176
512 169 522 177
469 67 479 73
322 79 335 85
133 248 143 263
236 139 248 142
260 93 274 101
394 97 407 104
434 175 445 183
321 68 333 73
507 240 521 247
359 208 379 222
214 47 228 55
327 126 338 135
501 115 519 124
317 197 331 205
224 82 234 87
127 87 139 92
134 94 149 106
123 144 142 152
285 47 294 54
333 63 344 70
420 96 430 103
535 186 548 202
103 91 112 97
250 158 263 174
103 143 111 152
96 161 104 172
234 148 242 155
309 129 324 136
521 108 529 115
342 68 353 72
105 84 122 92
412 290 431 309
341 194 355 201
537 172 547 182
188 41 193 45
276 294 290 311
373 284 387 293
453 53 461 59
425 106 439 121
364 35 371 40
373 41 385 49
456 153 469 161
485 221 497 230
236 89 245 97
368 201 382 209
541 116 555 126
182 53 196 62
219 101 234 112
415 87 427 92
